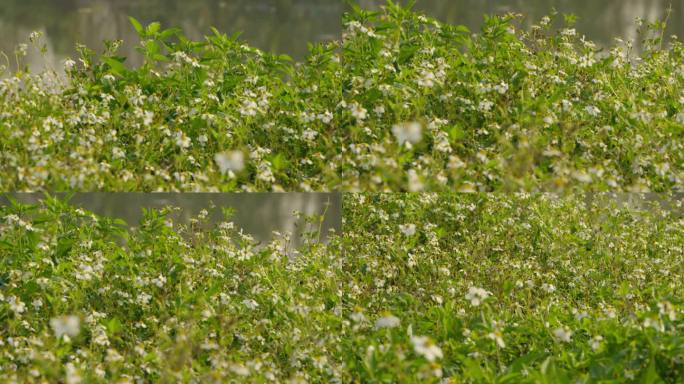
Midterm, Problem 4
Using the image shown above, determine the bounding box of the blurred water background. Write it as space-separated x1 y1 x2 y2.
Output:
1 193 342 247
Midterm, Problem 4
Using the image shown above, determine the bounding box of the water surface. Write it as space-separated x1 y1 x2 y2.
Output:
1 193 342 247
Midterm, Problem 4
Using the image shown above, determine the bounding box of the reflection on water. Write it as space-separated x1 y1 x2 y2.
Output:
1 193 342 247
2 0 683 74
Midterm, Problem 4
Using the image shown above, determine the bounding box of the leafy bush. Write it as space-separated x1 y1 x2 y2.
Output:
1 194 682 382
1 2 683 192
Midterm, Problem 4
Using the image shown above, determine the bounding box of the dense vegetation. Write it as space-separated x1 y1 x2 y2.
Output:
1 2 683 191
1 194 682 382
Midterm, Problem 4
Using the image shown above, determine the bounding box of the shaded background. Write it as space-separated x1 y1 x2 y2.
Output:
1 0 683 74
1 193 342 247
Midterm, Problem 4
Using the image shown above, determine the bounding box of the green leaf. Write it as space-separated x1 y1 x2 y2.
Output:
147 22 161 35
462 358 487 380
639 358 662 384
103 57 127 76
107 317 123 336
270 153 288 171
129 16 143 35
448 126 466 141
159 27 182 40
145 40 160 56
54 237 75 259
153 54 169 62
398 44 419 65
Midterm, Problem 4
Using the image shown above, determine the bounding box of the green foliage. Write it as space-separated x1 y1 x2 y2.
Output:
1 3 683 192
0 194 683 382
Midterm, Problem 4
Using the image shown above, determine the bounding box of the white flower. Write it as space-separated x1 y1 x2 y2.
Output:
392 122 423 145
433 131 452 153
416 70 437 88
16 43 28 57
92 325 110 346
32 299 43 309
493 82 509 94
137 293 152 306
465 287 490 306
411 336 443 362
676 112 684 124
29 30 43 43
572 171 592 183
302 129 318 141
317 111 333 124
64 59 76 71
230 364 250 376
64 363 82 384
561 99 573 112
479 100 494 112
239 99 258 117
643 317 663 332
487 330 506 348
658 301 676 321
175 131 191 148
574 311 590 321
374 314 401 329
256 162 275 184
350 310 366 323
407 169 424 192
589 335 603 351
105 348 123 363
242 299 259 310
350 102 367 121
553 327 573 342
561 28 577 37
152 274 166 288
50 315 81 339
399 223 416 237
142 110 154 126
7 296 25 314
214 151 245 174
585 105 601 117
112 147 125 160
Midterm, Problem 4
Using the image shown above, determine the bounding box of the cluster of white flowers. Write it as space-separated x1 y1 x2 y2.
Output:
553 327 573 343
465 287 490 307
411 336 443 362
391 122 423 146
585 105 601 117
0 193 681 381
374 314 401 329
171 51 201 68
7 295 26 314
214 151 245 175
50 315 81 339
398 223 416 237
350 102 368 121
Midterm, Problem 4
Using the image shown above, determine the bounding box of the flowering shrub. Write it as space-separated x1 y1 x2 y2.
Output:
1 194 682 382
1 2 683 191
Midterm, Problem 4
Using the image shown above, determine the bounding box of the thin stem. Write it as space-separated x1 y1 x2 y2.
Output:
660 2 673 51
